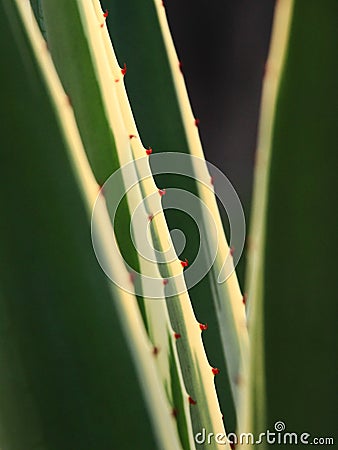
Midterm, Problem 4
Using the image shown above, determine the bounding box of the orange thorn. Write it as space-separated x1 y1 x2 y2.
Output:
180 258 188 268
188 396 197 405
103 9 108 18
66 95 72 107
121 63 127 76
194 118 200 127
158 189 166 197
148 214 154 222
212 367 220 376
230 246 235 256
163 279 168 286
263 62 268 77
242 294 247 305
171 408 178 418
128 271 136 284
178 60 183 74
146 147 152 155
174 332 181 340
234 374 242 386
129 134 137 139
98 184 104 195
199 323 208 331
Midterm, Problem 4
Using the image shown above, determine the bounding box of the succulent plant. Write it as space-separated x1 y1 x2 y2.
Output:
0 1 336 449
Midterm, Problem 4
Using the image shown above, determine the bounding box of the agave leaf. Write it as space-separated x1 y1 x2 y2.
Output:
0 2 182 448
246 0 338 440
105 0 248 431
92 3 229 445
39 1 198 447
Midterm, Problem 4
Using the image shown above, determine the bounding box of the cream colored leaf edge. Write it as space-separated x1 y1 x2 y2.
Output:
88 0 227 446
16 1 183 448
239 0 295 444
76 1 197 447
152 0 249 419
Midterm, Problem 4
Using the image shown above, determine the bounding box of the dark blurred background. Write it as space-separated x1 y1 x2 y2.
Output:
165 0 276 281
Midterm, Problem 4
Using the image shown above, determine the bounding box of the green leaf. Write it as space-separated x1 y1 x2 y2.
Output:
106 0 245 431
39 0 119 184
0 2 156 448
39 0 149 322
265 0 338 436
247 0 338 439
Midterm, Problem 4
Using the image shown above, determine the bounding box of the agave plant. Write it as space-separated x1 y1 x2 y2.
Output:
0 1 336 449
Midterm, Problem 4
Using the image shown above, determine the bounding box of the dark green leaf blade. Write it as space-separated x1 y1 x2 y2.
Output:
0 3 156 449
262 0 338 439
